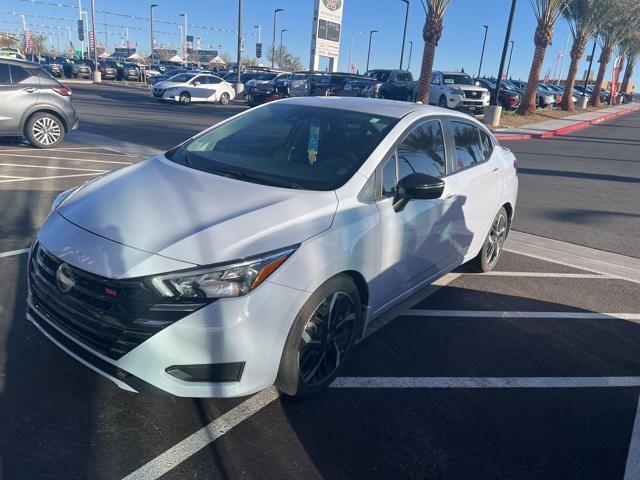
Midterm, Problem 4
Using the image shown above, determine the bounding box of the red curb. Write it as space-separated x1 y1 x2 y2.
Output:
496 105 639 141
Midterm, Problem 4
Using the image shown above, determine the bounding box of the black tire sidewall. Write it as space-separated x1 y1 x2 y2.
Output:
25 113 64 148
476 207 508 272
220 92 230 105
439 95 447 108
179 92 190 104
275 275 362 398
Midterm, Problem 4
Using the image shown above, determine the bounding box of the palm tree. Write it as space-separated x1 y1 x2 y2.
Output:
560 0 604 110
517 0 568 115
417 0 452 104
620 32 640 95
590 5 636 107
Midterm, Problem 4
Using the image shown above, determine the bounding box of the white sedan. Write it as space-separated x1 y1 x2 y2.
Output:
151 72 235 105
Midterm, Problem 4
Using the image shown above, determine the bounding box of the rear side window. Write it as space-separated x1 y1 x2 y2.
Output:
451 121 484 170
479 130 494 161
0 64 10 84
10 65 32 84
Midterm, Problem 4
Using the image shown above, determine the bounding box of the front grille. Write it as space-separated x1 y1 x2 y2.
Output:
464 90 483 99
153 89 165 97
28 243 205 360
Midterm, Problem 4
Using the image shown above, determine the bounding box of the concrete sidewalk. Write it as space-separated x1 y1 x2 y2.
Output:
494 103 640 140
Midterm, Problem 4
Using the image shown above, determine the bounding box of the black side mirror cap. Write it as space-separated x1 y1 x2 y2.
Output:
393 173 445 212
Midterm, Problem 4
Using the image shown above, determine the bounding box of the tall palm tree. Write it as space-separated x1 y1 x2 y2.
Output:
620 32 640 94
417 0 452 104
590 5 636 107
560 0 604 110
518 0 568 115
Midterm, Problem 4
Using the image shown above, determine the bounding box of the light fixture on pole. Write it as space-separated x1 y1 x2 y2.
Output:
399 0 409 69
279 28 287 69
506 40 514 78
272 8 283 68
366 29 378 72
477 24 488 78
348 31 362 73
150 4 158 66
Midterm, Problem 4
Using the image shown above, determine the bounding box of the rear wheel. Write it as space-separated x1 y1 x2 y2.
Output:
219 92 230 105
276 275 362 398
25 112 64 148
178 92 191 105
471 207 509 272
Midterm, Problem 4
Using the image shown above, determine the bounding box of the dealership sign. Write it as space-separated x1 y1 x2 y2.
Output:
310 0 344 70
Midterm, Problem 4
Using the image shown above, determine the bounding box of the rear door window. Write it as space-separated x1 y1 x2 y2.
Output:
0 64 10 84
9 65 32 84
451 121 484 170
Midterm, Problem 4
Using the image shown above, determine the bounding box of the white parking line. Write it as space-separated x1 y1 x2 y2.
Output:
0 248 30 258
330 376 640 389
0 153 132 165
122 387 281 480
407 310 640 321
625 396 640 480
0 175 27 179
0 147 135 157
463 272 607 278
0 172 103 184
0 163 108 173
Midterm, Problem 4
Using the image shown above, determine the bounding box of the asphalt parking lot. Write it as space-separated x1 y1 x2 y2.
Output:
0 86 639 479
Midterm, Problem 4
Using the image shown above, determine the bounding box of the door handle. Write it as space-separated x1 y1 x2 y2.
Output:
23 87 37 93
492 167 500 173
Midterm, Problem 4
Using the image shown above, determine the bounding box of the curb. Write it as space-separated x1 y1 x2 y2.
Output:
496 105 640 141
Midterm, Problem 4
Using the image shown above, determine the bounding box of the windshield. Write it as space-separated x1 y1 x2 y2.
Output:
168 103 398 191
257 72 278 80
443 74 475 85
367 71 390 82
169 73 196 83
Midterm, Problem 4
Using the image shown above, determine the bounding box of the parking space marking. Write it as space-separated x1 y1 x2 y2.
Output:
0 248 30 258
0 147 136 157
0 153 133 165
407 310 640 321
0 175 28 179
624 396 640 480
0 172 103 184
462 271 607 278
122 387 281 480
0 163 108 173
330 377 640 389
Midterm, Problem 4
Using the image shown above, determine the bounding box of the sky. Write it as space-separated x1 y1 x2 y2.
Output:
2 0 635 86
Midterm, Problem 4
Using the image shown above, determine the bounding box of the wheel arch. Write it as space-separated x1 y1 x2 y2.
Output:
21 106 69 134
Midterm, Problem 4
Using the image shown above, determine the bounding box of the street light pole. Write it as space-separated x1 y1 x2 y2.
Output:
279 28 287 69
399 0 409 69
477 24 488 78
180 12 187 63
235 0 243 94
83 11 88 58
493 0 516 106
272 8 283 68
78 0 84 58
366 29 378 72
585 39 597 87
506 40 514 78
407 40 414 70
254 25 261 43
348 31 362 73
150 4 158 66
90 0 100 81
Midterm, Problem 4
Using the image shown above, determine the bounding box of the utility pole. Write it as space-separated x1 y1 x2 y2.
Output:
150 4 158 65
90 0 100 81
366 29 378 72
477 25 488 78
279 28 287 69
236 0 243 94
272 8 283 68
78 0 84 58
399 0 409 69
506 40 514 78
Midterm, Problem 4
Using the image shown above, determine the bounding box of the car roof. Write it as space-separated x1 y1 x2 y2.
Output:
274 96 464 119
0 57 41 68
436 71 471 75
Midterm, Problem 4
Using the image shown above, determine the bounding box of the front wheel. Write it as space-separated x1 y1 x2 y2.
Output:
219 92 230 105
438 95 448 108
276 275 362 398
471 207 509 272
25 112 64 148
178 92 191 105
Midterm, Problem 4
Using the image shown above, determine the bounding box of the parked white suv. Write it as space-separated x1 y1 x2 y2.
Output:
430 71 490 113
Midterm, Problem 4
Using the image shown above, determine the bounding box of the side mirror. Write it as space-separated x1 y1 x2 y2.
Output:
475 81 481 87
193 81 201 86
393 173 445 212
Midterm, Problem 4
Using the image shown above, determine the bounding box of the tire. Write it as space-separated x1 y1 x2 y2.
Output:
219 92 231 105
438 95 448 108
25 112 64 149
471 207 509 272
178 92 191 105
275 275 363 398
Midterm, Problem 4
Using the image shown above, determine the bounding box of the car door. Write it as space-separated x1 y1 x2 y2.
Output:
373 118 459 311
444 119 503 260
188 75 210 101
0 64 39 134
202 76 224 101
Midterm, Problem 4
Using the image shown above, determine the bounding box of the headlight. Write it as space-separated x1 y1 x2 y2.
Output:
450 86 463 95
149 246 297 299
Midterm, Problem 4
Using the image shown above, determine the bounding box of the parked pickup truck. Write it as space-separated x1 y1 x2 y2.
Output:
365 69 416 101
430 71 490 113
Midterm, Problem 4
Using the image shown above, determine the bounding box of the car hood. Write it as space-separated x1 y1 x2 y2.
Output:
57 155 338 266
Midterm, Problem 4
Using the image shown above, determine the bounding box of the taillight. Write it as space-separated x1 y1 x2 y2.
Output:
52 86 72 96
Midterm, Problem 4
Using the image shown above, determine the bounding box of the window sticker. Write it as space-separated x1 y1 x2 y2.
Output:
308 120 321 164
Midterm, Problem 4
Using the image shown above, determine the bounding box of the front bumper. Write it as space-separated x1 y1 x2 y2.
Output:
27 255 307 398
448 94 490 111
